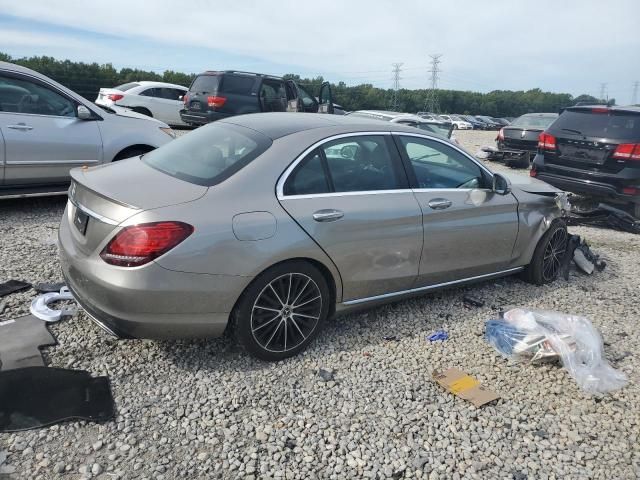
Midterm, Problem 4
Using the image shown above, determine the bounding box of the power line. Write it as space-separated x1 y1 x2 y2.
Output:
632 81 639 105
423 54 442 113
599 82 608 102
390 63 403 110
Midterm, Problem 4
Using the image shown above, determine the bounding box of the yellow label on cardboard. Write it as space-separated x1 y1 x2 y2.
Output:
449 375 480 394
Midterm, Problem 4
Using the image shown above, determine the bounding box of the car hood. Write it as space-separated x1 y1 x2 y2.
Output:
96 104 169 127
501 171 562 195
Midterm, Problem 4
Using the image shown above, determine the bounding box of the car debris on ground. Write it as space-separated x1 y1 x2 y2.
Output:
29 286 76 323
432 368 500 407
426 330 449 342
0 280 30 298
485 308 628 395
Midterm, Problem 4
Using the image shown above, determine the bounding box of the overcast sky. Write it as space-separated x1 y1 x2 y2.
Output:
1 0 639 101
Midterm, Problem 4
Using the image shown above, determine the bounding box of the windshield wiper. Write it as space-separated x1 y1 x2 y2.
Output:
561 128 582 135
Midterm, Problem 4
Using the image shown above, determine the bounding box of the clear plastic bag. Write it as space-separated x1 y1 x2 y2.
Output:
485 308 627 395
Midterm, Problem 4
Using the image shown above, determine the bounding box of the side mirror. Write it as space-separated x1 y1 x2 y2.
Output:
77 105 92 120
492 173 512 195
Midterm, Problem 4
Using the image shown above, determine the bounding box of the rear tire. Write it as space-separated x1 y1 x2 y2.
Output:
232 261 331 361
522 220 568 285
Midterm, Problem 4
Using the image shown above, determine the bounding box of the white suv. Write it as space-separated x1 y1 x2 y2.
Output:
438 114 473 130
96 81 188 127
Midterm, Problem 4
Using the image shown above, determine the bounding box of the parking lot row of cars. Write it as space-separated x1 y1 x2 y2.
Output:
1 60 639 220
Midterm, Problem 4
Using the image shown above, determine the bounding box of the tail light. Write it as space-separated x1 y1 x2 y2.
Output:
207 96 227 108
622 187 639 195
591 107 609 113
538 132 556 151
497 128 504 141
100 221 194 267
612 143 640 161
107 93 124 101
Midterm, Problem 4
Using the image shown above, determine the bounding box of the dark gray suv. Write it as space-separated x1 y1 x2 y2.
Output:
180 71 340 126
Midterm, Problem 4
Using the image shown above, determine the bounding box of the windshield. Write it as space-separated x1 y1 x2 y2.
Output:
510 114 558 129
114 82 140 91
550 110 640 141
189 75 220 94
143 123 272 186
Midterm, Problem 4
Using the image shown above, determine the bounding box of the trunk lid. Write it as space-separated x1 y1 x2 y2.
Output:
502 127 542 151
68 158 207 255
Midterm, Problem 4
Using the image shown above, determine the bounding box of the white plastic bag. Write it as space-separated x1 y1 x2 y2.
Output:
485 308 627 395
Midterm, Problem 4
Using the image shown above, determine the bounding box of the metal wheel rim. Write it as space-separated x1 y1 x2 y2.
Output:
251 273 323 353
542 228 568 281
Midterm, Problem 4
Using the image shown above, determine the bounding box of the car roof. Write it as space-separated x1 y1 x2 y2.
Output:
133 81 187 89
219 112 433 140
567 105 640 114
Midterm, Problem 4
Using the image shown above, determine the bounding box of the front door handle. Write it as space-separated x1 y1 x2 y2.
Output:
427 198 452 210
313 209 344 222
7 123 33 131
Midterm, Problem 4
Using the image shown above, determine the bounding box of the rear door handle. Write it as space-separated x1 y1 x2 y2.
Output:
7 123 33 131
427 198 452 210
313 209 344 222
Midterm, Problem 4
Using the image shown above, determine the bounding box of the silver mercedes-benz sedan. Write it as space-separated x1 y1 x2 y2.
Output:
59 113 568 360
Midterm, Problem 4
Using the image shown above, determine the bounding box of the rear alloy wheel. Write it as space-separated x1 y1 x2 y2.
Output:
233 262 330 361
523 220 568 285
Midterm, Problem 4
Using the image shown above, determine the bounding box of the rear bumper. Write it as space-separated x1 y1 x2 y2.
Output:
533 154 640 204
179 109 231 125
58 211 251 339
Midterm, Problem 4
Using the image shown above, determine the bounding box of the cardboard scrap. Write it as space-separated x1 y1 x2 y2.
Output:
432 368 500 407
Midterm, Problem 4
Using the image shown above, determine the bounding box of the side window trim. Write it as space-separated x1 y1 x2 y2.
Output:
0 70 81 119
277 132 412 199
391 132 494 189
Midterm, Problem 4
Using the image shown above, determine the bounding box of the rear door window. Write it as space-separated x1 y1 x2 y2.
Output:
143 123 271 186
139 88 158 97
189 75 220 94
220 75 256 95
159 88 185 101
551 110 640 141
283 135 406 196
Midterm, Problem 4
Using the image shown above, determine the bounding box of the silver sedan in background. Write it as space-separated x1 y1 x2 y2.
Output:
59 113 568 360
0 61 175 198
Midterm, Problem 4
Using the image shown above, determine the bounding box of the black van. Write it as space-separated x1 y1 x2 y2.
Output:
180 71 339 126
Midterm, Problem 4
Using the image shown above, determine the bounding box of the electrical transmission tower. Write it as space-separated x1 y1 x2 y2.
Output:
599 82 608 103
423 54 442 113
390 63 403 111
632 81 639 105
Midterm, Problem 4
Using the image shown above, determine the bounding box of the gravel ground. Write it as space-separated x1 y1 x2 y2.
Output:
1 130 638 480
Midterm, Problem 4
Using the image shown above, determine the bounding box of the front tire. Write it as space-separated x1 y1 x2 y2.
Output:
232 261 330 361
522 220 568 285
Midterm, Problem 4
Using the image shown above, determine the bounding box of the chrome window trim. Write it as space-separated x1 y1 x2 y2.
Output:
276 131 395 200
67 197 119 226
276 130 496 200
342 267 524 306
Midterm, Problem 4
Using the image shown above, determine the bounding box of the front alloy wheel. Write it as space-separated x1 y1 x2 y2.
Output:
541 227 568 282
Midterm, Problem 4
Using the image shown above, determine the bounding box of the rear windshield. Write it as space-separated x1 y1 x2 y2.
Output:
142 123 272 186
551 110 640 141
114 82 140 91
189 75 220 94
511 114 558 129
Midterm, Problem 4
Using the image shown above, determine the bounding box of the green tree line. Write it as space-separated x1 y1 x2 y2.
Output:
2 52 603 117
